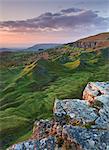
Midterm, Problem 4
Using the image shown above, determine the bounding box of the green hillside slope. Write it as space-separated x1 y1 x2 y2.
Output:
0 33 109 149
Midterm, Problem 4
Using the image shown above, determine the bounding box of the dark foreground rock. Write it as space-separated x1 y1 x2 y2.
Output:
7 137 55 150
7 82 109 150
63 125 109 150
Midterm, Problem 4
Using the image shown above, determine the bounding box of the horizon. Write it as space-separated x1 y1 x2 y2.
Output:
0 0 109 48
0 32 109 49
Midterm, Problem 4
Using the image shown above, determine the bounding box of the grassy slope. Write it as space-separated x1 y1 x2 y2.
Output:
0 46 109 149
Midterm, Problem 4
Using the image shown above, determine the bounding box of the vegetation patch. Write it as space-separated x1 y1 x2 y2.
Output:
64 59 80 69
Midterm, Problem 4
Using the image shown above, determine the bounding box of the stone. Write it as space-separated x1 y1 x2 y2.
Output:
88 139 95 148
83 82 109 104
95 95 109 107
7 137 55 150
54 99 98 125
95 106 109 129
63 125 109 150
82 82 109 129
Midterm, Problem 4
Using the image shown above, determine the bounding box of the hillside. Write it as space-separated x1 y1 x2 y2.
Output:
66 32 109 50
0 32 109 149
26 43 62 51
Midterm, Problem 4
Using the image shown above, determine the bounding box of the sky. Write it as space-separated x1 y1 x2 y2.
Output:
0 0 109 48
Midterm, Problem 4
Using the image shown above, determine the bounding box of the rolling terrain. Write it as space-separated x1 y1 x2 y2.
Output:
0 32 109 149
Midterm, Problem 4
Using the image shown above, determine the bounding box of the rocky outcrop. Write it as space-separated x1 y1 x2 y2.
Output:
63 125 109 150
67 33 109 50
83 82 109 129
83 82 109 104
54 99 98 125
69 41 109 49
7 82 109 150
7 137 55 150
71 41 97 49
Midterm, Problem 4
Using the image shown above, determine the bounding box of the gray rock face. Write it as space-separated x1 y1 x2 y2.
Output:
63 125 109 150
95 95 109 107
71 41 97 49
83 82 109 104
54 99 98 125
83 82 109 129
95 98 109 129
7 137 55 150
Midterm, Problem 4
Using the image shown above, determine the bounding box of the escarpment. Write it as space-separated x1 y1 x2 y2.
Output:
67 32 109 50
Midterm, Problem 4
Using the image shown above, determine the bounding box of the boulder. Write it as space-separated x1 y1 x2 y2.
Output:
62 125 109 150
54 99 98 125
7 137 55 150
95 95 109 107
83 82 109 104
83 82 109 129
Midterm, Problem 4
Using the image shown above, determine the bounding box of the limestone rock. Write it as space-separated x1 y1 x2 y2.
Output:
83 82 109 104
54 99 98 125
7 137 55 150
83 82 109 129
63 125 109 150
32 119 52 140
95 95 109 107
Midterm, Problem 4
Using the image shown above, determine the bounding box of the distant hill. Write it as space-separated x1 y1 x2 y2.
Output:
0 48 24 52
0 44 62 52
0 48 12 52
25 43 62 51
